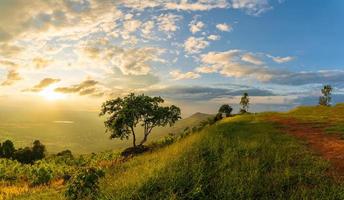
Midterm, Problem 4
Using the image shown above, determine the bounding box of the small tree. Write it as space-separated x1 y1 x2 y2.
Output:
32 140 45 160
240 92 250 113
100 93 181 148
1 140 15 159
218 104 233 117
319 85 333 106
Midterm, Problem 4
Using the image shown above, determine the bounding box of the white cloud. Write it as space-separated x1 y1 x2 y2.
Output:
189 19 205 34
170 70 201 80
241 53 264 65
164 0 229 11
230 0 273 16
156 13 182 37
184 37 209 54
123 19 142 33
141 21 155 38
195 66 218 73
201 50 241 65
81 41 165 76
220 63 273 81
112 47 164 75
207 35 220 41
268 55 295 63
1 69 22 86
200 50 277 81
216 23 232 32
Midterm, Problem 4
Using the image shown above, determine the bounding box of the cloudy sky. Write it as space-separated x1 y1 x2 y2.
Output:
0 0 344 116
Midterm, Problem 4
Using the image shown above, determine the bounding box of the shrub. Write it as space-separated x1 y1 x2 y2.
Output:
30 167 53 186
218 104 233 117
1 140 15 158
214 113 223 122
13 147 34 164
56 150 74 160
151 133 176 149
65 167 105 200
32 140 45 160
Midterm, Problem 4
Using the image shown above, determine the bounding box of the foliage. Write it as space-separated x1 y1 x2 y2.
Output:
56 150 73 158
65 167 105 200
214 113 223 122
13 147 34 164
319 85 333 106
29 167 53 186
32 140 45 160
2 140 45 164
1 140 15 159
100 93 181 147
218 104 233 117
240 92 250 113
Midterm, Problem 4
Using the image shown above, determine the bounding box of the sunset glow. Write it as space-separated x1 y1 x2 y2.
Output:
0 0 343 115
39 87 66 101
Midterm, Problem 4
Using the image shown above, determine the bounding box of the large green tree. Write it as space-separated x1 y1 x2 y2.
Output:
100 93 181 147
319 85 333 106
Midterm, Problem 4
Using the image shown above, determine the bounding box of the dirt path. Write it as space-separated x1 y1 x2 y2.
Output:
268 116 344 179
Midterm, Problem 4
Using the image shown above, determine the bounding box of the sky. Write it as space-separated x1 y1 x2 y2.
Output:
0 0 344 116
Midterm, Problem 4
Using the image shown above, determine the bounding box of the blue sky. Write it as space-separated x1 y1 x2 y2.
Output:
0 0 343 116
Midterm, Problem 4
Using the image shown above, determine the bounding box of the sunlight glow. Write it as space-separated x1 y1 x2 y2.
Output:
39 87 66 100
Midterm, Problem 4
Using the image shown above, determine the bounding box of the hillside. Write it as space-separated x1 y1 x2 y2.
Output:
0 108 212 154
5 105 344 199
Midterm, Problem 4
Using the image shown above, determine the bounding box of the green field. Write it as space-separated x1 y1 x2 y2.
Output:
0 107 212 154
4 105 344 200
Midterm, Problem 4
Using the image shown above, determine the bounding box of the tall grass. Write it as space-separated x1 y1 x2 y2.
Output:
102 115 344 199
13 115 344 199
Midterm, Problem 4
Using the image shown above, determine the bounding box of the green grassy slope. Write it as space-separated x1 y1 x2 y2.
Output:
15 114 344 200
0 108 212 154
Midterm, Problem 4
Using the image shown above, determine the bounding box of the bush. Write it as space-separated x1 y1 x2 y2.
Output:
214 113 223 122
1 140 46 164
30 167 53 186
57 149 73 158
65 167 105 200
32 140 45 160
13 147 34 164
151 133 176 149
1 140 15 158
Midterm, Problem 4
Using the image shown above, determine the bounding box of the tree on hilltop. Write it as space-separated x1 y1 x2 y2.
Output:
218 104 233 117
100 93 181 148
319 85 332 106
240 92 250 113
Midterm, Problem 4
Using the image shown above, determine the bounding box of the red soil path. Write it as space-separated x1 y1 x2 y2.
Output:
268 116 344 179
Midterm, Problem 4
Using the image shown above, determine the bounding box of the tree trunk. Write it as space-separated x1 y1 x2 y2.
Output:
132 133 136 147
139 134 148 146
131 127 136 148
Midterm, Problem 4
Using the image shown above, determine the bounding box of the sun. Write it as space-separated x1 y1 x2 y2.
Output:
39 87 66 100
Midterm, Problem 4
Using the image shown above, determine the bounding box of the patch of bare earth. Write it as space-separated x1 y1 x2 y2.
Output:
267 116 344 180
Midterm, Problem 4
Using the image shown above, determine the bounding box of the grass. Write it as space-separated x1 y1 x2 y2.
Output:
263 103 344 137
13 114 344 200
